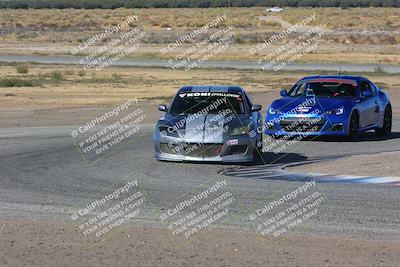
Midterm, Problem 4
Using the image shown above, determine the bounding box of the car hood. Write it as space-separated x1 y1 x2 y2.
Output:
159 113 250 143
271 96 354 115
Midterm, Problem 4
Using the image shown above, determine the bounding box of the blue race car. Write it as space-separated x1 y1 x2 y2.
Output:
265 75 392 140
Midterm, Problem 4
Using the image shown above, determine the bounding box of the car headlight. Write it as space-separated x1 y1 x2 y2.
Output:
324 106 344 115
159 125 179 137
230 126 251 136
268 107 283 115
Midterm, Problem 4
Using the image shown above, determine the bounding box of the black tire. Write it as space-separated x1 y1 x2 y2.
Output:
348 112 359 141
375 105 392 137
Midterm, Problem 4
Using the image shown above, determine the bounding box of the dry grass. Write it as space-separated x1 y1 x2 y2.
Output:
1 7 399 44
0 42 399 65
0 63 398 109
1 7 399 32
1 7 400 65
280 7 400 31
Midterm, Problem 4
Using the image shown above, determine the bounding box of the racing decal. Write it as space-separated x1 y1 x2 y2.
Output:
297 106 312 113
300 78 357 86
178 92 242 98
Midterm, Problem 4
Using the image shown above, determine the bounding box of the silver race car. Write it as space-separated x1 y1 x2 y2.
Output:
153 86 263 162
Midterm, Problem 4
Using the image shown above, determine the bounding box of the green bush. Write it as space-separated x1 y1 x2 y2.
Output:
50 71 63 81
0 78 42 87
16 64 29 74
77 69 86 77
112 73 122 80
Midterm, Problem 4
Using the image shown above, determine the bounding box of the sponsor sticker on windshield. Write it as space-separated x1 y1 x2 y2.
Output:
178 92 242 98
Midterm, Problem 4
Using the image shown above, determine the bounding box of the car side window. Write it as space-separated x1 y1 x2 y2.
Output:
368 81 377 96
243 92 252 112
290 83 306 96
360 81 372 98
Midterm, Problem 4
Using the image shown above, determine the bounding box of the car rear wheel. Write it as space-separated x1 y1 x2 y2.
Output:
348 112 359 141
375 105 392 137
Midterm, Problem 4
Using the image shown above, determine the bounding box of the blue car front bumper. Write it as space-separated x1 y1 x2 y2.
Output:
265 113 350 136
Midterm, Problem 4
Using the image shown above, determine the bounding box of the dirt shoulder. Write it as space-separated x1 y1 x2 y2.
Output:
0 217 399 266
2 43 400 65
286 152 400 178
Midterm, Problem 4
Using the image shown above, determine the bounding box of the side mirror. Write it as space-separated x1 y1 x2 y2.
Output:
362 90 372 99
251 104 262 112
158 104 168 112
280 90 288 97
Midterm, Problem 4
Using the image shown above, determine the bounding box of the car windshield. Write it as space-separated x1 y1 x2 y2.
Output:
289 81 357 97
169 92 246 115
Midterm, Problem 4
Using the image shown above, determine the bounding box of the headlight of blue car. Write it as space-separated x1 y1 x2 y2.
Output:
324 106 344 115
268 107 283 114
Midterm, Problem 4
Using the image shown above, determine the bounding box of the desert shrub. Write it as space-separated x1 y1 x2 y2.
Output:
16 64 29 74
112 73 122 80
50 71 63 81
5 93 17 96
63 69 74 75
0 77 41 87
77 69 86 77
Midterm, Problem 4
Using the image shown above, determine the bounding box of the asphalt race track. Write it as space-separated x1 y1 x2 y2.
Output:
1 118 400 240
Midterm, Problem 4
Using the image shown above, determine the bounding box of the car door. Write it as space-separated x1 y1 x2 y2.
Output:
358 80 376 128
367 81 380 125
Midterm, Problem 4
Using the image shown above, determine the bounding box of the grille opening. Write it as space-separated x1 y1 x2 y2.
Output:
331 124 343 131
186 143 223 157
160 143 183 155
227 145 247 155
280 118 325 132
160 143 223 157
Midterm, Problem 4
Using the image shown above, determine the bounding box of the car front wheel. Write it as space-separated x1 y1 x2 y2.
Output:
348 112 359 141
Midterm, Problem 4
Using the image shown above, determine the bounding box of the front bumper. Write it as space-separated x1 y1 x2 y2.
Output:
153 133 256 162
265 114 349 136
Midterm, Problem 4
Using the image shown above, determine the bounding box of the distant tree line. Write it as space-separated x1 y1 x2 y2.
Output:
1 0 399 9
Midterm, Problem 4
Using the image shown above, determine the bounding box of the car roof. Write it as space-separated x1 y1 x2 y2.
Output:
178 85 245 94
299 75 367 83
